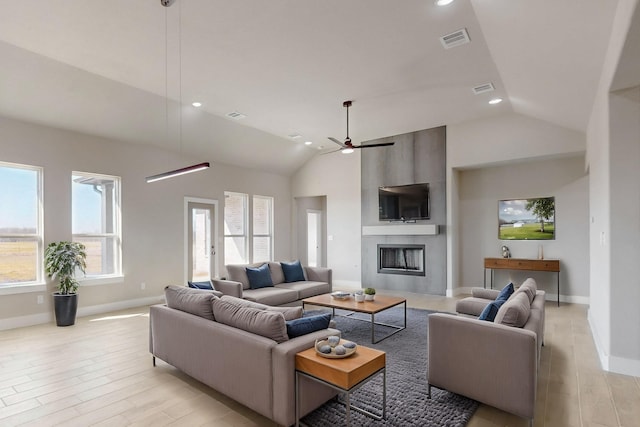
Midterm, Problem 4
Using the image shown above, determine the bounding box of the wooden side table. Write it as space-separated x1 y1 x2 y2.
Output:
295 344 386 426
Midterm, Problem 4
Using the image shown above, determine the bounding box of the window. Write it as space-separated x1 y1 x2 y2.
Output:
252 195 273 262
224 192 248 265
0 161 43 287
72 172 121 279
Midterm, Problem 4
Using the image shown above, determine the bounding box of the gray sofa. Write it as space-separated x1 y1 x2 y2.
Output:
427 278 545 424
212 261 332 306
149 286 339 426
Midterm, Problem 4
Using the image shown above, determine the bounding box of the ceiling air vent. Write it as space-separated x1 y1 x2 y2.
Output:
473 83 495 95
226 111 247 120
440 28 470 49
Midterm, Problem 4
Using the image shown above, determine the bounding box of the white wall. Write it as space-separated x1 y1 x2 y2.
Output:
0 116 291 327
447 112 587 298
291 152 361 287
457 156 589 302
586 0 640 377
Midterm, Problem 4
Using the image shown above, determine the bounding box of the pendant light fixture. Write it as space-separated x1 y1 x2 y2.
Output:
146 0 209 183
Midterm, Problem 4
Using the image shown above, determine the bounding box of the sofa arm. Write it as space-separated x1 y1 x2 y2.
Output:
211 279 243 298
428 313 537 420
471 287 500 300
304 266 332 286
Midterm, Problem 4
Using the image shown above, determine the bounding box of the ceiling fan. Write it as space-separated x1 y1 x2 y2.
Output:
327 101 395 154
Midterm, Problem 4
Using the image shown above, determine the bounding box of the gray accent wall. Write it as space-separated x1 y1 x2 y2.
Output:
361 126 447 294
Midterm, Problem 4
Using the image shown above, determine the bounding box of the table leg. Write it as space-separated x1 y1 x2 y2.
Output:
557 272 560 307
345 391 351 426
404 301 407 330
484 268 486 289
383 367 387 419
295 372 300 427
371 313 375 344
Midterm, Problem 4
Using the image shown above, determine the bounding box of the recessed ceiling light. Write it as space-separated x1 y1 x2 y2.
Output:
191 102 202 107
304 141 312 146
436 0 454 6
489 98 503 105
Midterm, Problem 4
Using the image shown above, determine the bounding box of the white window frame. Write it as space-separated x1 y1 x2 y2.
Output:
252 195 274 263
72 171 122 285
0 161 45 294
224 191 249 265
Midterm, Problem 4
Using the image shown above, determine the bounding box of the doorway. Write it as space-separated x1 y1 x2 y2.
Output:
307 210 322 267
185 198 219 282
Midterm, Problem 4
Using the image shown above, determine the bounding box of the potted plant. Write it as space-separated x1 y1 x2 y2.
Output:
44 241 87 326
364 287 376 301
354 289 365 302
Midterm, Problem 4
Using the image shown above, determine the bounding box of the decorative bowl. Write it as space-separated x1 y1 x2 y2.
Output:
315 338 357 359
331 291 351 300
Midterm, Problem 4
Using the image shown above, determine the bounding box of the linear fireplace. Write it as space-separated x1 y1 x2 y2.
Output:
377 244 425 276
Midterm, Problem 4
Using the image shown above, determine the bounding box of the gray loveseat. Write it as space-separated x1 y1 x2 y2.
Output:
212 261 332 306
427 278 545 424
149 286 339 426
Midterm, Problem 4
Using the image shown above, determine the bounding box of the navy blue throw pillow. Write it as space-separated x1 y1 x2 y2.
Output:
286 313 332 338
187 280 213 290
478 299 506 322
246 264 273 289
496 282 514 302
281 260 306 283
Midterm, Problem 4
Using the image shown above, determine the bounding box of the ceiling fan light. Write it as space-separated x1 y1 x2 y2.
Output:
436 0 454 6
341 148 355 154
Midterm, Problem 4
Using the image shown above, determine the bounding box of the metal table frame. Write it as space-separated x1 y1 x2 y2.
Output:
295 366 386 427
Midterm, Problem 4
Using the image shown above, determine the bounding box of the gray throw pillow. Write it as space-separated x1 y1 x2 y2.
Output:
212 298 289 343
514 280 537 304
219 295 303 320
164 285 218 321
494 292 531 327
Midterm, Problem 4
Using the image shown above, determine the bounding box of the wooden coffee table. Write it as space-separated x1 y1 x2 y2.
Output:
302 294 406 343
295 344 386 426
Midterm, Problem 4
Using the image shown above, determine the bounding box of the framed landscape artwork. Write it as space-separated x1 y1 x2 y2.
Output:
498 197 555 240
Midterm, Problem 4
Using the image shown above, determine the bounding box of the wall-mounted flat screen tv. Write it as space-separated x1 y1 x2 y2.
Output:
379 183 430 221
498 197 555 240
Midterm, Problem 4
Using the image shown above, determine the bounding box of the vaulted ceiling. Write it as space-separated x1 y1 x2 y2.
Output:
0 0 620 175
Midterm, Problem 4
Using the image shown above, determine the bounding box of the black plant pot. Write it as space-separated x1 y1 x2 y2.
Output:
53 293 78 326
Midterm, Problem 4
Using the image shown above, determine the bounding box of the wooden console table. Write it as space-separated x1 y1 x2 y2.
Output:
484 257 561 306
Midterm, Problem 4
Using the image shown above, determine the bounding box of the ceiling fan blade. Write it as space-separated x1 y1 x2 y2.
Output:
328 137 346 148
354 142 395 149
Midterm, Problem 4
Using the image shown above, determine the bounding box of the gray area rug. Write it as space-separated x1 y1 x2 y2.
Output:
301 307 478 426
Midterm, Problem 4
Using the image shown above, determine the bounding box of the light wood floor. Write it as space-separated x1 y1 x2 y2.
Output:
1 291 639 427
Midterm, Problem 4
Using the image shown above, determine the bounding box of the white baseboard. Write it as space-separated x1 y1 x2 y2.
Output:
77 295 165 317
0 312 53 331
0 295 165 331
588 309 640 377
547 293 589 305
447 287 475 297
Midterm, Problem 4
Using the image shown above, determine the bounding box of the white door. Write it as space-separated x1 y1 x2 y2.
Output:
185 198 218 282
307 210 322 267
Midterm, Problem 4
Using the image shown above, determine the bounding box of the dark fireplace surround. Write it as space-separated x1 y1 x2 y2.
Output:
377 244 425 276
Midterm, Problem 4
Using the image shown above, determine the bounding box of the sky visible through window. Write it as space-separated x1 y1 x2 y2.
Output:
72 177 104 234
0 167 37 230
